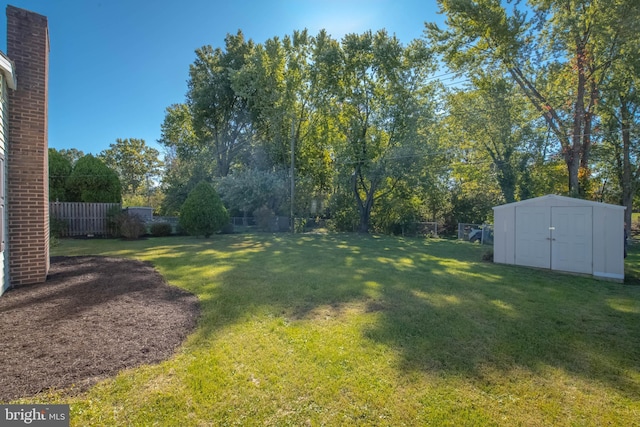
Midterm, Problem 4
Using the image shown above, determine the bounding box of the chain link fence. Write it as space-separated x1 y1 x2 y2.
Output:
458 223 494 245
400 222 441 237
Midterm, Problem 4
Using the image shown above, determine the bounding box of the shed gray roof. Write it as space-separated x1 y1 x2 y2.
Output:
493 194 625 211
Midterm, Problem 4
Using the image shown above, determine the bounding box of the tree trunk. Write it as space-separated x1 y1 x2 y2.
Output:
565 146 581 198
620 97 634 234
494 158 516 204
358 208 371 233
508 32 597 198
570 37 588 197
353 169 375 233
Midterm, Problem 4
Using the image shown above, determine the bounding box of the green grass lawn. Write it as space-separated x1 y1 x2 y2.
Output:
28 234 640 425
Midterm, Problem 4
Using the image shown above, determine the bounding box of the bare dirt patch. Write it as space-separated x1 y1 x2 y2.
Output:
0 256 200 402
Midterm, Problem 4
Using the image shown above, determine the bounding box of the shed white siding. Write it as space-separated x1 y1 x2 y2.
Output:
493 195 625 281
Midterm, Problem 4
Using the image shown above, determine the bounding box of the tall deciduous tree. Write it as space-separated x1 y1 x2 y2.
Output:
445 74 542 203
426 0 627 196
187 31 254 177
99 138 163 201
232 30 335 218
596 0 640 233
234 32 305 167
216 168 289 216
159 103 199 160
58 148 85 166
158 103 213 215
609 89 640 234
317 30 436 232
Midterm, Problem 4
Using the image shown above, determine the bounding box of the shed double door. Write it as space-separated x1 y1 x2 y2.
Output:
515 206 593 274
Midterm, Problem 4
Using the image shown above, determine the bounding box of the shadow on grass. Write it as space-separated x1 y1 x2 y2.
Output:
121 234 640 399
624 241 640 285
366 262 640 397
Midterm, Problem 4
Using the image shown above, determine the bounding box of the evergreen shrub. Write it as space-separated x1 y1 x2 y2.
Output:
179 181 229 238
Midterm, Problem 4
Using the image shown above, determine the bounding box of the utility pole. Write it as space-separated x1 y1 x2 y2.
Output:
290 118 295 233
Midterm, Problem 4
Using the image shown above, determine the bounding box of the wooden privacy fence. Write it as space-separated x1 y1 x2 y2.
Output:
50 202 121 237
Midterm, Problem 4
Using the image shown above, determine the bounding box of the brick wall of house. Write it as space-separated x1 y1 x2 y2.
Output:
7 6 50 286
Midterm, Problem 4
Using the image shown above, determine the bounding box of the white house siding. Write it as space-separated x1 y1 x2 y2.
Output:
0 72 8 295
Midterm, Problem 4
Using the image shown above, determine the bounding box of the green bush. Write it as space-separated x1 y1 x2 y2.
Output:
150 222 173 237
294 217 307 233
49 217 68 238
106 205 124 237
118 213 147 240
179 181 229 238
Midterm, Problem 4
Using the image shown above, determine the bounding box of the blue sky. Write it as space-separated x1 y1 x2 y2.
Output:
0 0 444 157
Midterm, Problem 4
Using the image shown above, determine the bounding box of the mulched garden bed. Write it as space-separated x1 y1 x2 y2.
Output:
0 256 200 402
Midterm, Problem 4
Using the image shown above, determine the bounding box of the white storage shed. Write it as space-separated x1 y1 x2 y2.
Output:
493 195 625 281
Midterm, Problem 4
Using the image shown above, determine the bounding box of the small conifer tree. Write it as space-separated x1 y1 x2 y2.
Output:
179 181 229 238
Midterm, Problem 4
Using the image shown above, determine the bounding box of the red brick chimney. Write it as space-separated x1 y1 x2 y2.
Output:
6 5 50 285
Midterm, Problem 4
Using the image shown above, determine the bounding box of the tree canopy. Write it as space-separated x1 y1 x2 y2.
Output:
62 7 639 234
99 138 163 204
425 0 639 198
48 148 73 202
66 155 122 203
